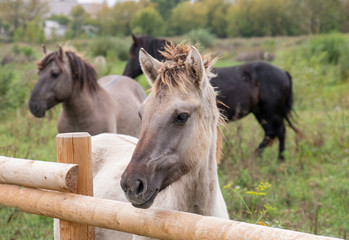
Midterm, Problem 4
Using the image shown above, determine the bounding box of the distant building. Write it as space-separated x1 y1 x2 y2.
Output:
44 20 67 39
47 0 78 16
46 0 104 18
43 0 104 38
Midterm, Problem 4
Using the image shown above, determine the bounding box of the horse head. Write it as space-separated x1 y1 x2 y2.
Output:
29 46 97 118
122 34 144 78
120 42 219 209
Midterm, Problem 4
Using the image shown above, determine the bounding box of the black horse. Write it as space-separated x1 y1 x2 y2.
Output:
123 34 299 161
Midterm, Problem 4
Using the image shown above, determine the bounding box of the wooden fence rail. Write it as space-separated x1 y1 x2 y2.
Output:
0 132 343 240
0 183 341 240
0 156 78 192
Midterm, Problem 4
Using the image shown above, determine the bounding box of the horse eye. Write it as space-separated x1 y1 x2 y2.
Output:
51 72 60 78
175 113 190 125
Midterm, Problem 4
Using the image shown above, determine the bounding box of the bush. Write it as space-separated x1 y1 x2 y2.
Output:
306 33 349 81
304 32 348 65
338 43 349 81
11 45 36 61
275 41 342 109
13 19 45 44
21 46 35 59
89 37 129 61
185 28 216 48
0 66 21 110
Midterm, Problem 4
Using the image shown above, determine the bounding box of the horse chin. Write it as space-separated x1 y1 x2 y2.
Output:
123 68 142 79
30 108 46 118
34 111 46 118
130 188 159 209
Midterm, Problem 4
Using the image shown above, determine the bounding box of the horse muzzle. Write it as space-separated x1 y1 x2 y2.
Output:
28 102 47 118
120 176 160 209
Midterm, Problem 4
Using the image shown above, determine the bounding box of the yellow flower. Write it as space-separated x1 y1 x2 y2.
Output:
224 182 233 189
246 191 266 196
259 221 268 226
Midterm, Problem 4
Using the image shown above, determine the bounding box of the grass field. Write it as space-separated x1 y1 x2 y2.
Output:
0 35 348 239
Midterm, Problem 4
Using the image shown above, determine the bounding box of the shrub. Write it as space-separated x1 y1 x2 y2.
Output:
20 46 36 60
185 28 216 48
10 45 36 61
89 37 129 61
338 43 349 81
304 32 348 65
13 19 45 44
275 42 342 109
0 66 20 110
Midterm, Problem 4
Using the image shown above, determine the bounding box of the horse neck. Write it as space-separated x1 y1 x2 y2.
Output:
168 97 222 216
61 80 104 121
171 127 219 215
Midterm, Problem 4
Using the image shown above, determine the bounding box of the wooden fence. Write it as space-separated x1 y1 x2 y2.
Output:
0 132 343 240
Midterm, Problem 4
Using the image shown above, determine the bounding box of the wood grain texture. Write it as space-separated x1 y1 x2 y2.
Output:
0 156 78 192
56 132 95 240
0 184 342 240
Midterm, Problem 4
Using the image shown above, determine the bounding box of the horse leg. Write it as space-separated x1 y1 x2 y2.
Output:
254 114 276 157
254 113 285 160
277 122 286 162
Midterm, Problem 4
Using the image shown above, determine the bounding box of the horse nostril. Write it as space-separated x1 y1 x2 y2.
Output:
136 179 144 196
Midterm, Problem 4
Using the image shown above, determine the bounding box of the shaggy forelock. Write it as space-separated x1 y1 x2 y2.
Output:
152 41 217 94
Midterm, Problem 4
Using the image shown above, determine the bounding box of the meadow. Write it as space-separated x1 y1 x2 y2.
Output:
0 33 348 239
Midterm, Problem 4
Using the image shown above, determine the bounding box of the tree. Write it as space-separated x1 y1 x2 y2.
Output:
66 5 91 38
287 0 341 34
340 0 349 32
200 0 229 37
96 6 116 36
13 17 45 43
169 1 209 35
150 0 188 20
112 1 140 36
0 0 48 36
131 7 165 36
48 14 71 26
226 0 292 37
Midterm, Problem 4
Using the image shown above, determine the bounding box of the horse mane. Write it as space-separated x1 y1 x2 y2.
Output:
37 48 99 92
153 41 216 94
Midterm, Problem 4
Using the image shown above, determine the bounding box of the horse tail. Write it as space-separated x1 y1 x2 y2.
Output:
284 71 302 136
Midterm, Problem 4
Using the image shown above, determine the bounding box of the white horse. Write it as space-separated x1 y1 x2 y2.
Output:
54 42 229 239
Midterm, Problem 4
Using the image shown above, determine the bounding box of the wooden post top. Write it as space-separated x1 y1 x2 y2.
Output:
56 132 91 138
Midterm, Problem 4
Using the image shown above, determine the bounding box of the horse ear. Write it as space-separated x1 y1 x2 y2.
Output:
42 44 47 56
131 33 141 46
185 46 205 87
139 48 161 86
58 45 64 62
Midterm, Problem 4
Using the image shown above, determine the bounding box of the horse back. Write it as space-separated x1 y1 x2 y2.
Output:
241 61 291 110
212 61 291 120
98 75 147 103
98 75 146 137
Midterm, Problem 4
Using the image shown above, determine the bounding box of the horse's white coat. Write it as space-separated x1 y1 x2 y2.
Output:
54 45 229 240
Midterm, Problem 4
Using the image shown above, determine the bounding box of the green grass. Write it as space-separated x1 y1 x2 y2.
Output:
0 35 348 239
219 108 349 238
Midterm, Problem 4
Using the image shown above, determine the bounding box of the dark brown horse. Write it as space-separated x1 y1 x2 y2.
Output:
123 35 300 161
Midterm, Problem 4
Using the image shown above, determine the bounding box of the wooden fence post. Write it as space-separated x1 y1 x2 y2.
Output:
56 132 95 240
